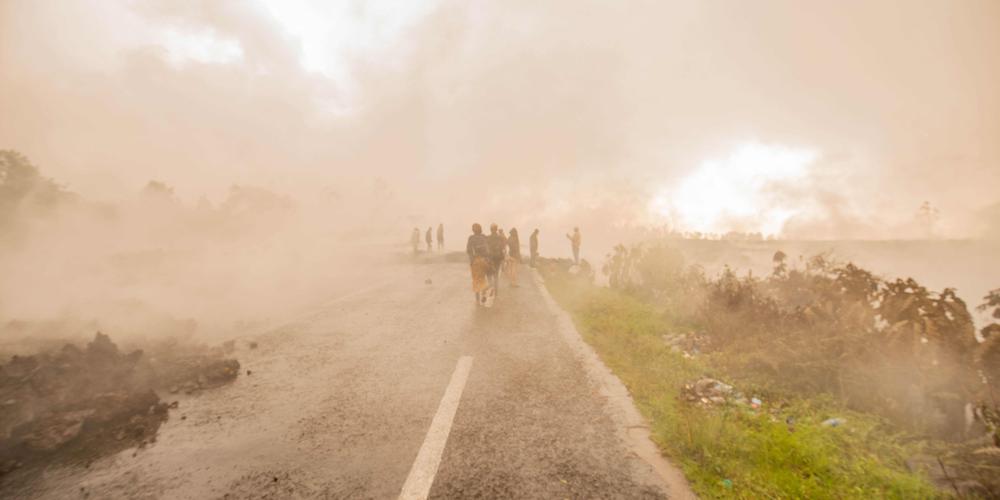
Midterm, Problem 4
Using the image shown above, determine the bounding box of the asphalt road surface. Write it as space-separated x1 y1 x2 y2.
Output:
20 255 694 499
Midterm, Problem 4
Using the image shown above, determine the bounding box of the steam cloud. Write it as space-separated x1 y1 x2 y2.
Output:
2 0 999 237
1 0 999 337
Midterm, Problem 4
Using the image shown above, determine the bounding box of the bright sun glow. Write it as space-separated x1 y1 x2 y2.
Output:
652 142 818 236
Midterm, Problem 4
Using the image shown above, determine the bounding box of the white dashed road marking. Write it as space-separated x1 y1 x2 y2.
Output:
398 356 474 500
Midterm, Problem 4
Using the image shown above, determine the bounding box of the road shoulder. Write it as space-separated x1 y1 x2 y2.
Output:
532 268 697 500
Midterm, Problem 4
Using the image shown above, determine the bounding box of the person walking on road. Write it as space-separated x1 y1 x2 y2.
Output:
506 227 522 287
466 223 491 305
566 227 581 265
498 228 509 274
486 223 507 296
425 227 433 252
498 228 509 269
436 223 444 250
529 228 539 267
410 228 421 254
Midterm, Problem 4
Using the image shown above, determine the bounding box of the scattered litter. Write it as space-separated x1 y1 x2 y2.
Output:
822 418 845 428
661 331 711 357
682 377 747 406
721 479 733 489
750 397 762 409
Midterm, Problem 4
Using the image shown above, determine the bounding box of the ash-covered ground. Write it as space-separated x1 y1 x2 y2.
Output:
0 332 241 487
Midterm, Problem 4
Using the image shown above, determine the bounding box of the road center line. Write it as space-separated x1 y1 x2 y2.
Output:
398 356 474 500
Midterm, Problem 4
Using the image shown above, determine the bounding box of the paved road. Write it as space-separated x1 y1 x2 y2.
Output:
21 256 692 499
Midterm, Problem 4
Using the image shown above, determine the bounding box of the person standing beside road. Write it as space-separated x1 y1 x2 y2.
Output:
529 229 539 267
411 228 421 254
486 224 506 296
506 228 522 287
466 223 491 305
425 227 433 252
436 223 444 250
566 227 582 265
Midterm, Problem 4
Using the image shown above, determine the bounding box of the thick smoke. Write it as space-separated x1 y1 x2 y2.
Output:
1 0 999 339
3 0 999 234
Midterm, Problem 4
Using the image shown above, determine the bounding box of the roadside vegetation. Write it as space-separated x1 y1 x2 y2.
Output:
538 243 1000 499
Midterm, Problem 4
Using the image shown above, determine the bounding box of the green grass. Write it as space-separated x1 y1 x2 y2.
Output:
541 267 942 499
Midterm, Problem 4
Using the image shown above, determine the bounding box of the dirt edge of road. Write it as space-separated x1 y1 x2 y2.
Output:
532 268 697 500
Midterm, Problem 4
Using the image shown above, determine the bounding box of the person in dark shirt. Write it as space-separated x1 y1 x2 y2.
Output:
529 229 539 267
466 223 490 305
486 224 506 296
506 228 522 287
425 227 433 252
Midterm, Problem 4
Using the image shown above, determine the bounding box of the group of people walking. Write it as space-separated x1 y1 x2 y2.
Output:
411 224 445 253
407 222 582 307
466 224 579 306
465 224 534 306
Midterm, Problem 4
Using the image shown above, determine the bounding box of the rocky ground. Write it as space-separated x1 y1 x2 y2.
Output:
0 332 240 486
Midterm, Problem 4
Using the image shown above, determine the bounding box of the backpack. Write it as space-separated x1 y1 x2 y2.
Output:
469 235 490 258
488 234 506 260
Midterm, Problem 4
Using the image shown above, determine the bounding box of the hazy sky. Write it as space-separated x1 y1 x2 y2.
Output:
1 0 998 238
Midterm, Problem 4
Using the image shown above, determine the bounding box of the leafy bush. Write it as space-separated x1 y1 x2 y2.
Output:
541 260 941 498
603 242 706 317
603 240 989 440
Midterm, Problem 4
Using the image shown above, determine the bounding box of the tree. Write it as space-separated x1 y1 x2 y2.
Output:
977 289 1000 407
0 150 73 227
772 250 788 276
